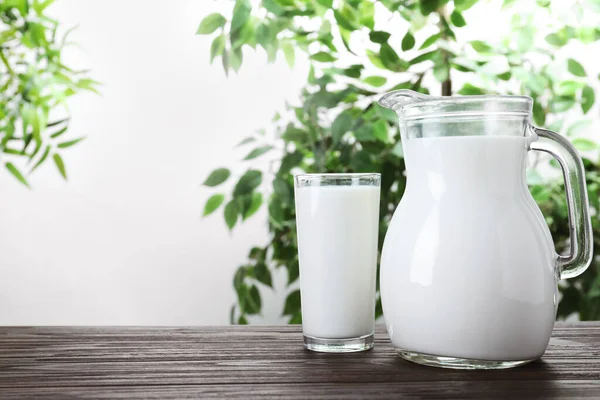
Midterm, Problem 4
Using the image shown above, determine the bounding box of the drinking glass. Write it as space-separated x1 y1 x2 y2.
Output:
294 173 381 352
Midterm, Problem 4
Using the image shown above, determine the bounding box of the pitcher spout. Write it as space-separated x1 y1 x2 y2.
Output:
378 89 439 112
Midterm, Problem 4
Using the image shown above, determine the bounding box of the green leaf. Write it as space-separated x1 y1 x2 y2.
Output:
497 71 511 81
350 150 375 172
230 48 243 73
254 262 272 288
57 137 85 149
568 59 586 77
28 22 47 47
50 127 68 139
550 97 576 113
289 312 302 324
333 5 358 31
231 0 251 32
310 51 337 62
338 26 354 54
196 13 226 35
317 0 333 6
4 148 27 156
224 200 239 230
532 101 545 126
210 34 226 63
203 168 231 187
458 83 485 95
363 76 387 87
577 27 597 44
279 151 303 174
287 260 299 285
236 137 256 147
581 85 595 114
567 120 592 137
47 118 69 128
33 0 55 14
358 1 375 29
545 33 567 47
470 40 492 53
380 44 407 72
281 41 295 68
523 72 548 95
238 194 253 219
556 81 584 96
343 64 363 78
273 178 292 205
234 170 262 196
5 162 29 187
450 11 466 27
268 200 284 227
262 0 283 15
255 23 271 49
373 120 388 142
243 192 262 220
222 50 230 75
76 78 101 94
244 145 273 160
31 146 51 171
283 289 301 315
203 194 225 216
419 0 440 15
455 0 479 11
245 285 261 315
420 32 441 49
231 19 255 49
282 126 309 143
369 31 390 44
409 50 437 65
354 124 375 142
237 315 248 324
233 267 246 291
331 111 353 144
367 50 385 69
401 31 415 51
53 153 67 180
572 138 597 151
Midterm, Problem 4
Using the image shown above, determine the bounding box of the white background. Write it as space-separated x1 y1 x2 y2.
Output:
0 0 308 325
0 0 598 325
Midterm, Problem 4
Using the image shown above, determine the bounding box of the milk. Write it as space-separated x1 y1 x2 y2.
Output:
381 136 558 361
295 185 380 339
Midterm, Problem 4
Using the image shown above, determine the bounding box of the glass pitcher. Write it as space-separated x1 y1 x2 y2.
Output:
378 90 593 370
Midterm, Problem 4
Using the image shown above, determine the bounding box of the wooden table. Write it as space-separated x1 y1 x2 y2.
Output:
0 323 599 398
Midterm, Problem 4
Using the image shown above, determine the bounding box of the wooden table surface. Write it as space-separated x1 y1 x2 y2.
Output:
0 323 599 399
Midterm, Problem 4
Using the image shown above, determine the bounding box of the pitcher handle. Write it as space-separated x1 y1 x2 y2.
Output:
529 126 593 279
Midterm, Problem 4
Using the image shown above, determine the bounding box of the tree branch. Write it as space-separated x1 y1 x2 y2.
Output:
437 7 452 96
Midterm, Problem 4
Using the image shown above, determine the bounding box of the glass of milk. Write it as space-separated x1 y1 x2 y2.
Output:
294 173 380 352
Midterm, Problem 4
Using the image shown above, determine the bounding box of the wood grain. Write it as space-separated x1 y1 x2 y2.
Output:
0 323 599 398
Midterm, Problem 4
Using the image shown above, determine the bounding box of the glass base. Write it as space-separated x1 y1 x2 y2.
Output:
304 333 374 353
396 349 536 370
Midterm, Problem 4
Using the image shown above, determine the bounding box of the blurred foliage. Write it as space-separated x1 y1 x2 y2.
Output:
0 0 98 186
199 0 600 323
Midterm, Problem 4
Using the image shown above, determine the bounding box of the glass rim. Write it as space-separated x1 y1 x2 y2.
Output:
294 173 381 180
